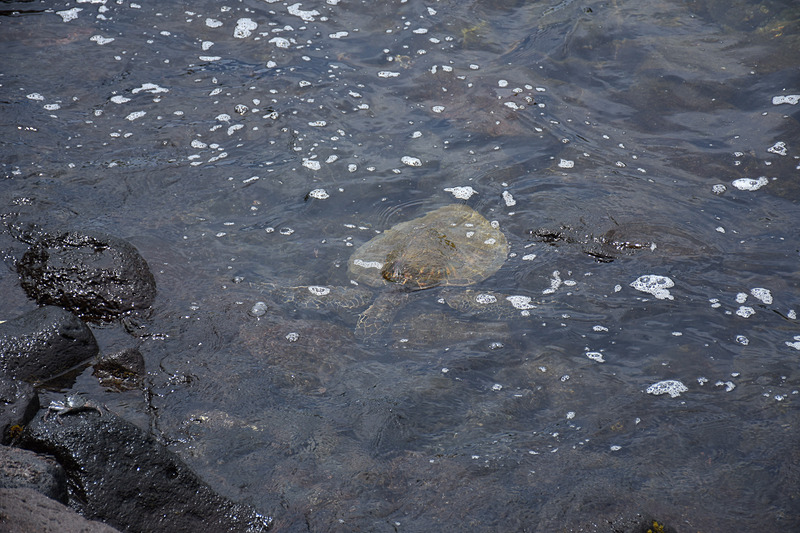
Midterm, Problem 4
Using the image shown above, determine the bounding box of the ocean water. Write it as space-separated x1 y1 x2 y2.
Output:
1 0 799 530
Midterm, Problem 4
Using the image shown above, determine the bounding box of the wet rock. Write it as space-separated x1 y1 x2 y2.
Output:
0 487 121 533
0 375 39 444
0 306 98 382
529 218 716 263
18 406 273 533
0 446 67 503
16 230 156 321
92 347 145 391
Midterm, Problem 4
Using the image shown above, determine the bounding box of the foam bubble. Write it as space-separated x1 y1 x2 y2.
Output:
270 37 291 49
506 295 535 310
767 142 787 156
233 18 257 38
307 188 329 199
288 3 320 21
735 292 748 303
249 301 268 317
90 35 115 45
353 259 382 270
474 293 497 305
630 275 674 300
586 352 605 363
132 83 169 94
750 287 772 304
715 381 735 392
307 286 331 296
57 7 82 22
732 177 768 191
646 380 687 398
443 186 477 199
772 95 799 105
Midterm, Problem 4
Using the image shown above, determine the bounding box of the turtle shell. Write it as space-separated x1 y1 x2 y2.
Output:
347 204 508 290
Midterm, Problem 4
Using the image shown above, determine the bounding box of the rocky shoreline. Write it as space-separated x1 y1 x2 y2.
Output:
0 225 272 532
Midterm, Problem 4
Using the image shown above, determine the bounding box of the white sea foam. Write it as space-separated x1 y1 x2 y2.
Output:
506 295 535 310
750 287 772 304
353 259 382 270
646 380 687 398
443 186 477 199
57 8 82 22
307 188 329 199
630 275 674 300
732 177 768 191
307 286 331 296
234 18 257 39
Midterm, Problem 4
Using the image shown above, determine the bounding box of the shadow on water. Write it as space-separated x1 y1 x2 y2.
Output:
2 0 800 530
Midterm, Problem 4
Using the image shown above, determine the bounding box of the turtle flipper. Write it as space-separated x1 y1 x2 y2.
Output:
440 288 539 319
258 284 372 310
355 292 410 341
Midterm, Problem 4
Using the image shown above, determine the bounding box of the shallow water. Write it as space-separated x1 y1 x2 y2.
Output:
2 0 799 530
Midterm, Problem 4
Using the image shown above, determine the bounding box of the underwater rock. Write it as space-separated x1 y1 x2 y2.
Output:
92 347 146 391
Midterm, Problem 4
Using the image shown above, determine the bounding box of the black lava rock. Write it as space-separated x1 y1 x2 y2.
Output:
0 445 67 503
18 406 273 532
0 487 121 533
0 306 98 382
0 375 39 444
16 230 156 321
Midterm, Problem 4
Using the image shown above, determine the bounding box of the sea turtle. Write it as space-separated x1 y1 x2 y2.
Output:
265 204 520 341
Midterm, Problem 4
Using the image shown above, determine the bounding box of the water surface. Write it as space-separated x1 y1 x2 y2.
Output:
2 0 799 530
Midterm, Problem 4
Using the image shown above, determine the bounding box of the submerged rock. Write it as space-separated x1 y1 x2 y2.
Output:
18 405 273 533
0 306 98 382
16 230 156 321
92 347 146 391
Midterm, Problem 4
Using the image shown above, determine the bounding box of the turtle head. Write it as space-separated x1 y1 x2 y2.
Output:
381 250 446 291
